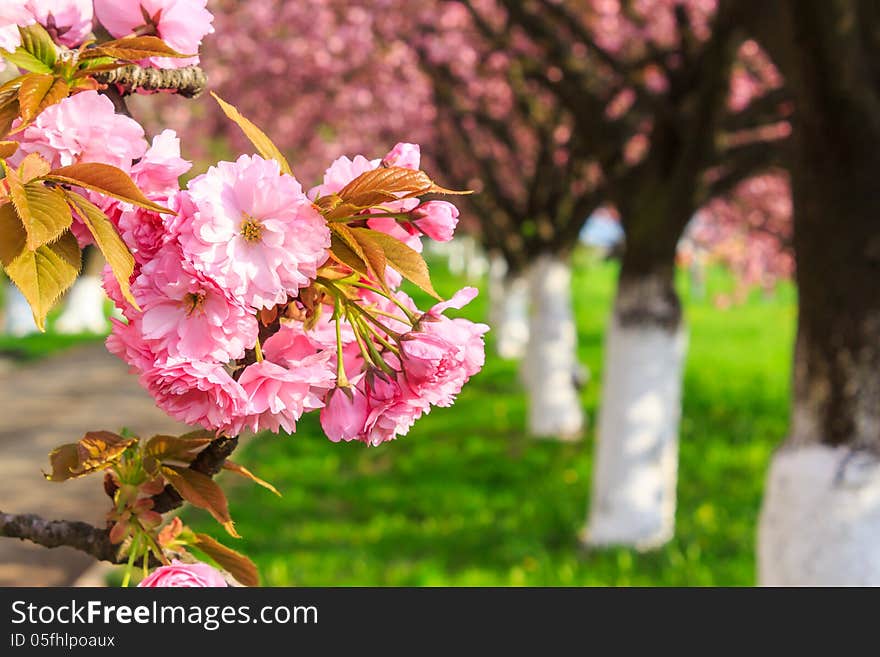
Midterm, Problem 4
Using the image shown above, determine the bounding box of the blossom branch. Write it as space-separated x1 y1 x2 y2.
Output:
93 65 208 98
0 510 118 562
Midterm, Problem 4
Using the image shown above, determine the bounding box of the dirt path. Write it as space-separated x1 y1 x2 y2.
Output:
0 343 189 586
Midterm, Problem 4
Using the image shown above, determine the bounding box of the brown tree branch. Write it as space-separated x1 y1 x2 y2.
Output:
94 65 208 99
0 435 239 563
0 511 118 562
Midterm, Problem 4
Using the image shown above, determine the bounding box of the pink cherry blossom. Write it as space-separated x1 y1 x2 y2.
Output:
0 2 33 64
138 560 228 587
15 90 147 169
133 246 258 362
25 0 93 47
141 357 248 432
382 142 421 170
308 154 379 200
232 357 335 435
362 374 431 446
399 288 488 407
320 383 370 443
106 317 160 373
93 0 214 68
179 154 330 310
131 129 192 198
412 200 459 242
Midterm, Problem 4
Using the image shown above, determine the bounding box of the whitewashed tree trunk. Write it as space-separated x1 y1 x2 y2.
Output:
54 275 108 334
488 254 529 360
2 282 38 336
524 253 583 440
759 444 880 585
585 274 686 549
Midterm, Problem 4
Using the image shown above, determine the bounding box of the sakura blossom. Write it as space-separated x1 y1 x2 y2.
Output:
179 154 331 310
24 0 93 47
93 0 215 68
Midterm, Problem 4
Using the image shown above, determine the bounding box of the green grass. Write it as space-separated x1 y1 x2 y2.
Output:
175 253 795 586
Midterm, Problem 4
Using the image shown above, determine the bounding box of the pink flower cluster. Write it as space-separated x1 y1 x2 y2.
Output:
94 0 214 68
100 140 485 445
138 560 228 587
1 0 214 72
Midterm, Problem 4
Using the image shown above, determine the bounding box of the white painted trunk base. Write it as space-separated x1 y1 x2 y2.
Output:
3 282 38 336
585 318 687 549
488 262 529 360
524 254 583 440
759 444 880 585
54 275 108 334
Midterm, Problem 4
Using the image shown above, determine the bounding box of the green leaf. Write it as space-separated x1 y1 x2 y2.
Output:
65 192 138 309
80 36 194 61
16 73 69 124
162 466 240 538
43 162 172 213
18 24 57 69
222 461 281 497
0 215 81 330
193 533 259 587
355 228 441 299
211 92 292 176
2 49 52 75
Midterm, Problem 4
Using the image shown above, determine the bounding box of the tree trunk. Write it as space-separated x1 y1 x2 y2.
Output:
756 0 880 585
585 260 686 548
524 253 583 440
488 253 529 360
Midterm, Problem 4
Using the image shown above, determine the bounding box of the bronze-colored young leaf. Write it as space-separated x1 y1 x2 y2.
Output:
349 227 388 287
193 533 259 587
222 461 281 497
17 152 51 182
21 183 72 249
43 431 135 481
65 192 137 309
145 434 213 464
76 431 137 474
0 141 19 159
43 443 80 482
327 232 369 278
16 74 69 125
162 466 240 538
18 24 57 70
3 163 72 250
0 98 21 138
43 162 171 213
330 224 377 280
211 93 292 176
80 36 194 61
0 212 81 330
356 228 441 299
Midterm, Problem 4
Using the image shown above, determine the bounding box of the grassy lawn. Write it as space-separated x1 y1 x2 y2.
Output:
182 252 796 586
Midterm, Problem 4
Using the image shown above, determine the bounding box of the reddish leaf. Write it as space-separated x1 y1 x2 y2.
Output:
193 533 259 587
43 163 171 213
222 461 281 497
356 228 441 299
162 466 240 538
